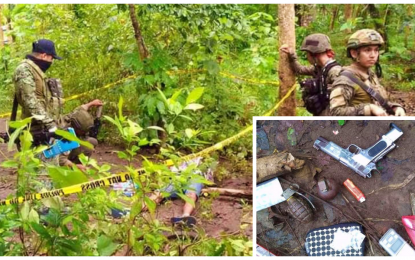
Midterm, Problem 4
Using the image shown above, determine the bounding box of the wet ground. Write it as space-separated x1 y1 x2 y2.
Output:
0 118 253 250
256 120 415 256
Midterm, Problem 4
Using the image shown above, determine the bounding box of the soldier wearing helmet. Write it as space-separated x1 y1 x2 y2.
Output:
280 33 341 116
329 29 405 116
58 99 103 171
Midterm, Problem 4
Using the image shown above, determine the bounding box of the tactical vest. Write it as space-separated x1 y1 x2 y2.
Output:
16 59 62 126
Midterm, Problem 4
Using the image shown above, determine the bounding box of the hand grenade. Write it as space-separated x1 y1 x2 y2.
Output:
286 195 313 223
282 185 314 223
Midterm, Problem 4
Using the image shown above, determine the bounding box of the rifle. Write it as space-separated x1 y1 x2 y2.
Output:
89 106 103 138
313 123 403 178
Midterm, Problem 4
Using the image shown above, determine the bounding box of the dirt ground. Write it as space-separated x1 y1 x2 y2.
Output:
256 120 415 256
0 118 253 247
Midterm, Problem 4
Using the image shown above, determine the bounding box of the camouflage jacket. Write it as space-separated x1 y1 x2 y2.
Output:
13 59 62 130
288 53 342 116
329 64 403 116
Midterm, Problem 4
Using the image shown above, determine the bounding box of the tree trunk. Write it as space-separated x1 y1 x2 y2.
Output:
277 4 296 116
344 4 353 33
0 5 4 48
330 5 339 30
128 4 149 60
128 4 167 150
404 5 413 48
6 4 14 43
368 4 387 51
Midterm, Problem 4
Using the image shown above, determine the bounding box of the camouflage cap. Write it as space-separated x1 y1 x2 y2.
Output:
300 34 332 54
70 108 94 133
347 29 384 57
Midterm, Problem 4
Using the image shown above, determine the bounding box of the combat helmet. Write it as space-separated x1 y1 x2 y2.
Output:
347 29 384 57
300 34 332 54
70 108 94 133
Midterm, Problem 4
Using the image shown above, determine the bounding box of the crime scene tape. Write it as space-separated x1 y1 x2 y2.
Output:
0 172 133 206
0 69 279 118
0 83 296 206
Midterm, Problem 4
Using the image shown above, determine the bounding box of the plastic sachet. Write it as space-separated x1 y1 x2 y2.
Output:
330 227 365 252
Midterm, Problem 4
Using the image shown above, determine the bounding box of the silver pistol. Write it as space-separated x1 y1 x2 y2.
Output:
313 123 403 178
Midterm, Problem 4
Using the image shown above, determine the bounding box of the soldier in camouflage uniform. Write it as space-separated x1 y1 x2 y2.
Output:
13 39 62 132
329 29 405 116
58 100 102 171
13 39 102 173
280 34 342 116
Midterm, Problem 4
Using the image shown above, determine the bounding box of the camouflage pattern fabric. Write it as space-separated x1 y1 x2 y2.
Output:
329 64 403 116
347 29 384 57
13 60 56 129
287 53 315 76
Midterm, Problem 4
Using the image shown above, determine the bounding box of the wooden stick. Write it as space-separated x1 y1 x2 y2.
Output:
201 187 252 198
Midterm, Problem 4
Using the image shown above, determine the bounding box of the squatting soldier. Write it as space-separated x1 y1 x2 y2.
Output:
59 100 102 171
329 29 405 116
280 34 342 116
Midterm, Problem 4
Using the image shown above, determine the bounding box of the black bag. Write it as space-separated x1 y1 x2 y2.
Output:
300 61 340 115
305 222 365 256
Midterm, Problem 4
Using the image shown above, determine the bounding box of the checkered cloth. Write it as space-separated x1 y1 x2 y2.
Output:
305 222 365 256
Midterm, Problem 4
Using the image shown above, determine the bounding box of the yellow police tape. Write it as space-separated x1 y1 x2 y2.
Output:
0 70 278 119
0 84 297 206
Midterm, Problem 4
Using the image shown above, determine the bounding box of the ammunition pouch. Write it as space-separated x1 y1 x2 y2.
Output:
300 78 328 116
47 78 63 98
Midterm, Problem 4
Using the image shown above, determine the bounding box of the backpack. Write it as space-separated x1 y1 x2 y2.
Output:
300 61 340 115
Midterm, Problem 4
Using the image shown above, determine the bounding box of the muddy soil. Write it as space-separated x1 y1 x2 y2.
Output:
256 120 415 256
0 118 252 247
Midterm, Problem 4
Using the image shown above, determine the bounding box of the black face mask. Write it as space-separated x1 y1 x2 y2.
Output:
26 54 52 72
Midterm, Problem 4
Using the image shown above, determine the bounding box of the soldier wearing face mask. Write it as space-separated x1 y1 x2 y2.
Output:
13 39 63 132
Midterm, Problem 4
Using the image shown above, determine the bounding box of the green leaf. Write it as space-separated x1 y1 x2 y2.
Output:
127 119 143 136
1 160 19 168
177 193 195 207
8 117 32 129
28 209 39 224
20 202 30 221
100 164 111 172
8 126 25 151
147 126 165 132
48 165 88 187
104 116 123 136
118 96 125 121
97 235 119 256
156 101 166 114
171 89 183 102
55 129 93 150
185 129 193 138
178 115 193 122
156 88 169 107
166 123 175 134
41 196 64 212
184 103 204 111
31 222 52 240
204 60 220 75
144 196 157 214
186 87 204 105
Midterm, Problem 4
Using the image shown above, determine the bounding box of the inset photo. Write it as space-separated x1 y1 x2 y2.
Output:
255 119 415 256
